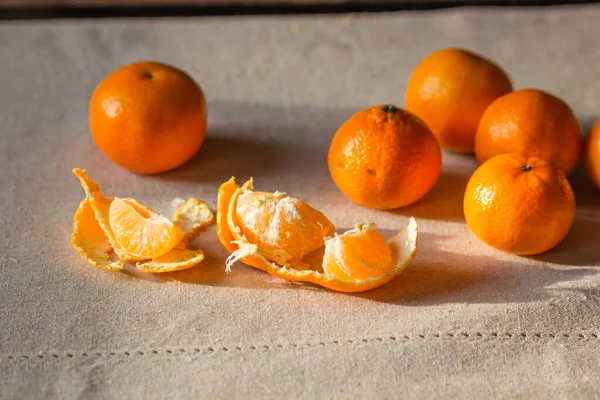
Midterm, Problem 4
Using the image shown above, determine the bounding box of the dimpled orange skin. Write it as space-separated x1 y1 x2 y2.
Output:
89 61 207 174
328 105 441 210
475 89 583 176
405 48 513 153
585 119 600 190
464 153 575 255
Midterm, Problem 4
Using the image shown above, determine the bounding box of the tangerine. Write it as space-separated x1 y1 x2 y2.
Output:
585 119 600 190
405 48 512 153
89 61 207 174
463 153 575 255
328 105 441 210
475 88 583 175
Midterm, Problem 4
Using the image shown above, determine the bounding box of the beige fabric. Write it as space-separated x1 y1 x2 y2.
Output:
1 5 599 399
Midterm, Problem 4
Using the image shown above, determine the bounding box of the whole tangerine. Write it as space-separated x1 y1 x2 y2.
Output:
328 105 441 210
89 61 207 174
464 153 575 255
475 88 583 175
585 119 600 190
405 48 512 153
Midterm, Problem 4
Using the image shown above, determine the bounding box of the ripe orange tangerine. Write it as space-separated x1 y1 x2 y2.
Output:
475 89 583 175
463 153 575 255
89 61 207 174
217 177 418 292
585 119 600 190
328 105 441 210
405 48 513 153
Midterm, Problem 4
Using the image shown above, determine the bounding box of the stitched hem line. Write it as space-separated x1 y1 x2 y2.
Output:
2 331 598 360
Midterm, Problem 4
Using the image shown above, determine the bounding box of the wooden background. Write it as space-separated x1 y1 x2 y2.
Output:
0 0 579 7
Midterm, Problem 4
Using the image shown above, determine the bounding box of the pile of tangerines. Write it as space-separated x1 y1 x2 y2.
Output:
72 49 598 292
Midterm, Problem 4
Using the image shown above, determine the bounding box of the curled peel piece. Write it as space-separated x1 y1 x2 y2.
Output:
136 248 205 273
71 199 124 271
73 168 135 261
171 197 215 241
216 178 239 254
217 177 418 292
71 168 209 273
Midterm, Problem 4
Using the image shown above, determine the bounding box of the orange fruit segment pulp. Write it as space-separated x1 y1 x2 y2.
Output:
217 177 418 292
322 223 392 282
219 177 335 271
229 182 335 261
109 197 184 260
71 168 213 272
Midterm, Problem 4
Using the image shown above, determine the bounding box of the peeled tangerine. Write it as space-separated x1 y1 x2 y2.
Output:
217 178 418 292
71 169 214 273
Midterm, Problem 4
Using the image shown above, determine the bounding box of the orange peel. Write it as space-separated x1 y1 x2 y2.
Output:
217 178 418 292
71 198 124 271
216 178 239 254
71 168 211 273
171 197 215 241
136 248 205 273
73 168 135 261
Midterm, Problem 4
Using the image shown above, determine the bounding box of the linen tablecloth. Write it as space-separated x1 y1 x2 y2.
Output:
1 5 599 398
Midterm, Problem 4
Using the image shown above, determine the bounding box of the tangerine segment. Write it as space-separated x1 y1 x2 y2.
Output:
322 223 393 282
234 190 335 259
72 168 135 261
71 199 124 271
226 179 335 261
136 248 205 273
171 197 215 240
229 218 418 293
109 198 184 260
